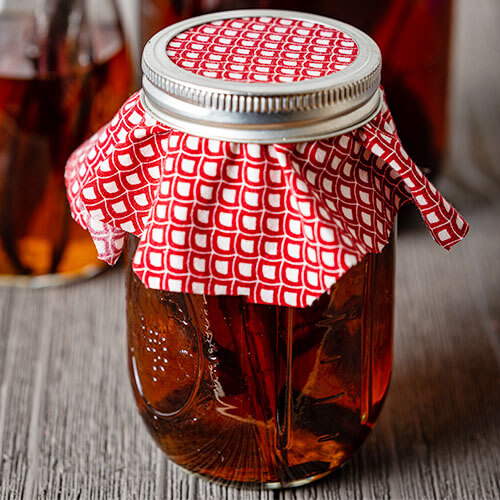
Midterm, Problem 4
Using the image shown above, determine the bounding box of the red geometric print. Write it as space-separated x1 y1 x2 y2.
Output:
166 16 358 83
65 91 468 308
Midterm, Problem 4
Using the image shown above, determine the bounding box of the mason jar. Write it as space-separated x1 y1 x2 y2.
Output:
128 10 392 487
64 8 468 490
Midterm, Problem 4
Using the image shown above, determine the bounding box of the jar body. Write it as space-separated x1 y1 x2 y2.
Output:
126 234 394 488
0 0 132 284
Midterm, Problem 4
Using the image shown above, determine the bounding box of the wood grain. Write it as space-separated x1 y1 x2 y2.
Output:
0 205 498 499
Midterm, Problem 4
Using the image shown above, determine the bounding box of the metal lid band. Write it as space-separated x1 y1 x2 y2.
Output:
141 9 382 143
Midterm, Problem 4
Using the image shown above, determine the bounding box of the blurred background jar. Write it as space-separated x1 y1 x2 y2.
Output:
0 0 133 284
140 0 452 178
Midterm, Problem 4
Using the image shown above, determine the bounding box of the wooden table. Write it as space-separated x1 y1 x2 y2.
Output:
1 0 499 497
0 205 499 500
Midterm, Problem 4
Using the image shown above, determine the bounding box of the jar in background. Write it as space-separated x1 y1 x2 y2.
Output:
126 233 394 487
0 0 132 284
140 0 452 177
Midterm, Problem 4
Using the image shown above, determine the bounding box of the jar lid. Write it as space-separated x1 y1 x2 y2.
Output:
141 10 382 143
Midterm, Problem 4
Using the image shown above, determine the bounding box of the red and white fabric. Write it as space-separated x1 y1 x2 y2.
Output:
166 16 358 83
65 17 468 309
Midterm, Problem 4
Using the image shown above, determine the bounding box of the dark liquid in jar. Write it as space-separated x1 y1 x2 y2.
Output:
126 234 394 487
0 15 132 277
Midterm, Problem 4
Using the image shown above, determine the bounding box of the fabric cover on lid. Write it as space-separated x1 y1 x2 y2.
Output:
65 91 468 308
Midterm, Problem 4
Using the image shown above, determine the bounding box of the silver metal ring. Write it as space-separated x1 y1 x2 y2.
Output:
141 9 382 143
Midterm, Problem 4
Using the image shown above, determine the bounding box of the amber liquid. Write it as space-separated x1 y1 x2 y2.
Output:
126 235 394 487
0 20 132 280
141 0 451 177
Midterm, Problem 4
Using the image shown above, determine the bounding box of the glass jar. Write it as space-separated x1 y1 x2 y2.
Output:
63 9 468 491
126 232 394 487
0 0 132 284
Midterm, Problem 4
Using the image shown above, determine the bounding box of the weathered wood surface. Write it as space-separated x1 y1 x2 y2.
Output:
1 0 500 497
0 206 498 500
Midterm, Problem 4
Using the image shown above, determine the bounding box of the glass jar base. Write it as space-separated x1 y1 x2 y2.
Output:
171 460 343 490
0 262 107 288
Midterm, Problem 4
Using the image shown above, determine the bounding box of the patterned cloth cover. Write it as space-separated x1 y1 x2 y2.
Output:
65 16 468 308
